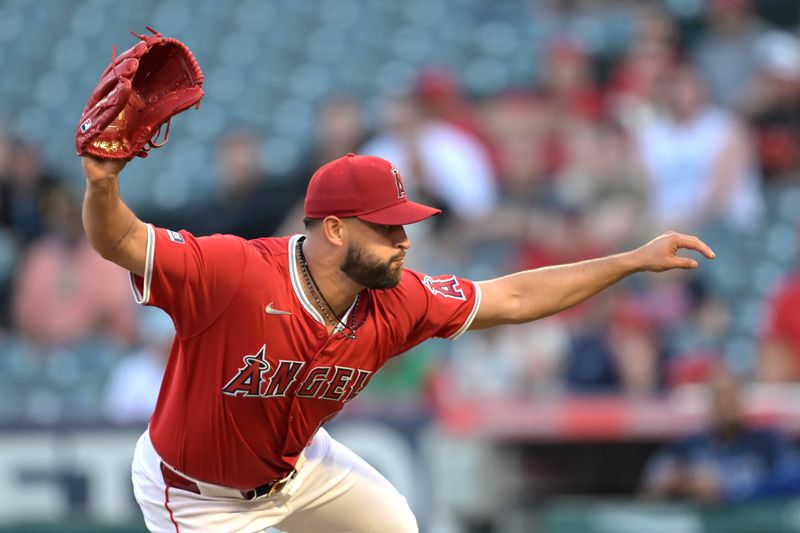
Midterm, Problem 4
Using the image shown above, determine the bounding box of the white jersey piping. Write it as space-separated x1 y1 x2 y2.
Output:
129 223 155 305
448 281 482 340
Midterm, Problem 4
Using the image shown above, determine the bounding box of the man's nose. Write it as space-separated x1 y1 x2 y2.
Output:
394 226 410 250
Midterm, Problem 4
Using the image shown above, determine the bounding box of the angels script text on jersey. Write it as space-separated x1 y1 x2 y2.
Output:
221 345 372 402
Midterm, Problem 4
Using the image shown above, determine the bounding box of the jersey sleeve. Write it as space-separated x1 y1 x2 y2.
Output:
129 224 247 338
397 270 482 353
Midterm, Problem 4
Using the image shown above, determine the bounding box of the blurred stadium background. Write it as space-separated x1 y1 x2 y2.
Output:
2 0 800 531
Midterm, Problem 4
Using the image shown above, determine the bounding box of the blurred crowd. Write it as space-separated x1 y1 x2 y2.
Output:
2 0 800 427
641 366 800 504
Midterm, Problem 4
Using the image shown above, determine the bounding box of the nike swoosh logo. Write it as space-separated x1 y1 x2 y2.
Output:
265 303 292 316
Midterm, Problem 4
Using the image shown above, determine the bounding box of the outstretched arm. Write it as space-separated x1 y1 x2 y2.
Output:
470 232 715 330
81 156 148 276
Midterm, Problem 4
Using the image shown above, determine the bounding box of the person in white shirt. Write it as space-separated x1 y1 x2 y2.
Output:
103 307 173 424
636 63 763 233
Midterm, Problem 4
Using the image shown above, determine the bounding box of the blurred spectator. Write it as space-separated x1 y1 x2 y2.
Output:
11 186 137 348
0 129 17 328
510 207 621 392
668 281 731 386
564 269 691 395
564 288 665 395
758 268 800 382
693 0 769 108
476 94 646 256
0 137 60 329
307 94 370 171
413 67 494 159
483 94 549 199
152 129 305 239
513 205 611 277
540 38 604 122
0 226 16 330
741 31 800 183
475 94 551 246
607 6 677 131
563 291 623 393
0 127 13 218
636 62 763 232
641 367 800 504
278 95 372 235
453 319 569 396
103 307 173 424
536 38 605 178
362 94 498 226
0 137 60 245
554 119 649 248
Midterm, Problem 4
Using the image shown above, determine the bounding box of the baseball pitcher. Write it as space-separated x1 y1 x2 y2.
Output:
77 30 715 533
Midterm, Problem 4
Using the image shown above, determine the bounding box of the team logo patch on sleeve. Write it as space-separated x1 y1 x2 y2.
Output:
166 229 184 244
423 275 466 300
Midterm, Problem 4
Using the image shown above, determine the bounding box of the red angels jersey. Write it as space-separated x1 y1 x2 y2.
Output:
130 225 481 489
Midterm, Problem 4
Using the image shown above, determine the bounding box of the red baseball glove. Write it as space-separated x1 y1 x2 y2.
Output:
76 27 204 159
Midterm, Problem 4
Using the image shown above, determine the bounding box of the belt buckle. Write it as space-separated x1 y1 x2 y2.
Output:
249 468 296 500
265 481 282 498
268 468 297 496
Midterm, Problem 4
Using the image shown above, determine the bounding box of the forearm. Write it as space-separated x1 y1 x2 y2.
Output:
489 252 639 323
82 171 146 276
83 176 133 252
471 232 713 330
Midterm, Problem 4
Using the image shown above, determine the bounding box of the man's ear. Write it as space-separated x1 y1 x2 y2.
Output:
322 216 346 247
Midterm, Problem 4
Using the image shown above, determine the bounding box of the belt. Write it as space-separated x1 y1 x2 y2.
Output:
160 462 298 500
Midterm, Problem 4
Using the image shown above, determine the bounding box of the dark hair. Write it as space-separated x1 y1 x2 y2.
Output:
303 217 322 229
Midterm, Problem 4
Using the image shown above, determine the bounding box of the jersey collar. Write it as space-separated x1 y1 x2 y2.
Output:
287 234 358 332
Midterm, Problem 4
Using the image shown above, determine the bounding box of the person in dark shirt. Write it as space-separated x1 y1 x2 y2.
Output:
641 366 800 504
740 31 800 183
151 129 306 239
0 137 61 245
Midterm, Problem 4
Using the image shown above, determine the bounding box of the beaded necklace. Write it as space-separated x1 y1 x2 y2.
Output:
296 238 367 340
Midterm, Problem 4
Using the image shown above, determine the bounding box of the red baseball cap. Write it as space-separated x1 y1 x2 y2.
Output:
304 153 441 225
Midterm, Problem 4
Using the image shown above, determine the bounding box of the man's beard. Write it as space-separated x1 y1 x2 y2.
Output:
341 242 404 289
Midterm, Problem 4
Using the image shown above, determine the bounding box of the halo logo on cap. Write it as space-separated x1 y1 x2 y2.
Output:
391 167 407 199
